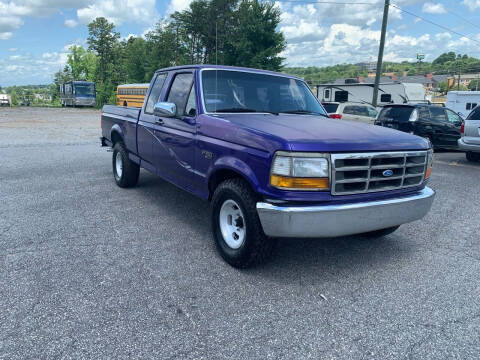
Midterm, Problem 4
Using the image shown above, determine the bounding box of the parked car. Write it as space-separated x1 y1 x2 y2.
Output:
322 101 378 124
458 105 480 162
375 104 462 150
101 65 435 268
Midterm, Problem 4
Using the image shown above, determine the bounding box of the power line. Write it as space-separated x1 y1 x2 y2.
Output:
442 7 480 32
275 1 378 4
390 3 480 46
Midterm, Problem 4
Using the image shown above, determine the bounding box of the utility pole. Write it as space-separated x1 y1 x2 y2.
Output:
372 0 390 107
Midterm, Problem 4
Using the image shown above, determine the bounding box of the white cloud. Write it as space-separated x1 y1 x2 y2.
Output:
9 47 18 51
77 0 158 25
422 2 447 14
166 0 192 15
462 0 480 10
64 19 78 28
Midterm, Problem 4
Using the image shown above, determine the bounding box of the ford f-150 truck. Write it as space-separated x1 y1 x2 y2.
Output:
101 65 435 268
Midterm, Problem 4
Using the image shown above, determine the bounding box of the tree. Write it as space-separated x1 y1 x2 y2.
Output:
468 79 480 91
224 0 285 70
87 17 120 85
433 52 457 65
67 45 87 80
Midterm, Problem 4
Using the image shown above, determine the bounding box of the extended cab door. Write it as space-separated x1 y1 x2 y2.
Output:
137 72 167 171
151 71 197 191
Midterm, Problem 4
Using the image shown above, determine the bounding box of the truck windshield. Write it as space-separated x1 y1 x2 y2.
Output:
201 70 326 115
75 84 95 97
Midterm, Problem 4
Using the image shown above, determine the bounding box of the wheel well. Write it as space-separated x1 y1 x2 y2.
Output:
208 169 251 200
111 131 122 145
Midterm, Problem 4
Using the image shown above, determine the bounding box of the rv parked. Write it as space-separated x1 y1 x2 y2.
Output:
446 91 480 119
0 94 11 107
316 82 426 106
60 81 96 107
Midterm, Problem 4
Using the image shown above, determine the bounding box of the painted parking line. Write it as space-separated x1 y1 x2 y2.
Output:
435 160 480 170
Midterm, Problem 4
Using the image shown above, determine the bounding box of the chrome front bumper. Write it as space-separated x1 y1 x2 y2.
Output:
458 138 480 152
256 187 435 238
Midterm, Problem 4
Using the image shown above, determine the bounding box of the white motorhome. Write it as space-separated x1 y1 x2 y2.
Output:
0 93 11 106
446 91 480 119
316 82 426 106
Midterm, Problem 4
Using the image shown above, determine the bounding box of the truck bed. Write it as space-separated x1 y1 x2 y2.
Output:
101 105 141 155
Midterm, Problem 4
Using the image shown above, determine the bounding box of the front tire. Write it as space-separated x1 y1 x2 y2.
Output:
466 151 480 162
361 226 400 238
112 142 139 188
211 179 274 268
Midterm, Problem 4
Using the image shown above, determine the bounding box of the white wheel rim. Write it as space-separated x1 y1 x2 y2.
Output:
219 199 246 249
115 152 123 178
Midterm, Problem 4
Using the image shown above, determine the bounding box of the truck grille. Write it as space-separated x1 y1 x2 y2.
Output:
331 151 427 195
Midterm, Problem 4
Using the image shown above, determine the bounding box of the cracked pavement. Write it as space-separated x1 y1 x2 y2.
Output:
1 107 479 359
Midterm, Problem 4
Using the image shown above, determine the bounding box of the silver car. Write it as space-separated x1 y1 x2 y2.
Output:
458 105 480 162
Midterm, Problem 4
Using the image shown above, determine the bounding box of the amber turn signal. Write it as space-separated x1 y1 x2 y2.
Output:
270 174 329 190
425 167 432 179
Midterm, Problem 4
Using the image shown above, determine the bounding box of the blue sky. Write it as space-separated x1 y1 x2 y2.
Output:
1 0 479 86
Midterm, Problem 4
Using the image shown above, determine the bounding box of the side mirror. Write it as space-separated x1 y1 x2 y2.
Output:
153 102 176 118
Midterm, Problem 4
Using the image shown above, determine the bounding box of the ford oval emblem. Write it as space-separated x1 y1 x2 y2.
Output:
382 169 394 177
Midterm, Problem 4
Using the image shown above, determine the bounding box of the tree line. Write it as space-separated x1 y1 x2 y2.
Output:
53 0 285 107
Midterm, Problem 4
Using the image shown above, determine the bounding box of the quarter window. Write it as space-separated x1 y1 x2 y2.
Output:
429 107 447 122
446 109 462 124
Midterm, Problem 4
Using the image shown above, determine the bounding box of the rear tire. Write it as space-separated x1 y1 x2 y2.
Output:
112 142 140 188
211 178 274 268
361 226 400 238
466 151 480 162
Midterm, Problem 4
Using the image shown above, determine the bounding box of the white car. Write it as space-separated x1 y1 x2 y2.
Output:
322 102 378 124
458 105 480 162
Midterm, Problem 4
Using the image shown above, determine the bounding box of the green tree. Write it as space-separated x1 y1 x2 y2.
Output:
67 45 87 80
468 79 480 91
87 17 120 106
87 17 120 85
224 0 285 70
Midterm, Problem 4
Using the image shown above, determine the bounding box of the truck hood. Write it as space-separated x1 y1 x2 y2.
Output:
216 113 429 152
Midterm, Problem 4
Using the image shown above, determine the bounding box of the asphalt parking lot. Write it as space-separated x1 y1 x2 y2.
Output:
1 107 479 359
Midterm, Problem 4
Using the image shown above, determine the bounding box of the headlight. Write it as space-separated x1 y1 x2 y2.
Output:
270 152 330 190
425 148 433 179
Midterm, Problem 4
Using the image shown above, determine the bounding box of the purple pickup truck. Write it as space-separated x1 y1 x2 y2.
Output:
101 65 435 268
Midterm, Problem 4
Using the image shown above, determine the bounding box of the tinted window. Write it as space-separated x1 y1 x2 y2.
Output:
467 103 472 110
378 106 414 122
467 107 480 120
429 107 447 122
145 73 167 114
343 106 357 115
167 73 194 116
418 107 430 119
357 106 369 117
380 94 392 103
446 109 462 124
334 91 349 102
324 89 330 99
323 103 339 113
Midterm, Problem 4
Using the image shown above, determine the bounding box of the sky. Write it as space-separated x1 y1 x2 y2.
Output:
0 0 480 86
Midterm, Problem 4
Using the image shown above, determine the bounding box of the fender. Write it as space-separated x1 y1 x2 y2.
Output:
110 124 124 143
207 155 263 194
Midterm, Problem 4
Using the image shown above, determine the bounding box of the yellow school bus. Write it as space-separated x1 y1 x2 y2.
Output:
116 83 149 108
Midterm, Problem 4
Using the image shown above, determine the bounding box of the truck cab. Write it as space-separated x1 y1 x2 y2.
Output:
101 65 435 268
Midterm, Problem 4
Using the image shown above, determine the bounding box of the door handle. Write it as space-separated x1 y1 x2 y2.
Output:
156 119 164 125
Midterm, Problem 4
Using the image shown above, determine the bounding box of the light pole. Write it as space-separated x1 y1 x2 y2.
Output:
372 0 390 107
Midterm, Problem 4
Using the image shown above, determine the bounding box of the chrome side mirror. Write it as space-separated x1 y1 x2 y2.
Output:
153 102 176 118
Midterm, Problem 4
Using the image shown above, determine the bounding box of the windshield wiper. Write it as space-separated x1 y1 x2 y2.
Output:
281 110 330 118
215 108 278 115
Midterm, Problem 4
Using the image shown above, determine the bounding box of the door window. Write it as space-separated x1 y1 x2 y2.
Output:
167 73 194 117
445 109 462 124
357 106 370 117
429 107 447 122
145 73 167 114
324 89 330 100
